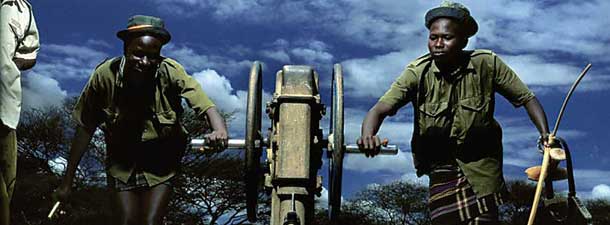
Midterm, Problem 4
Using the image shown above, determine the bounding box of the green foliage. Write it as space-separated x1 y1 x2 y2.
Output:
317 181 431 225
585 199 610 225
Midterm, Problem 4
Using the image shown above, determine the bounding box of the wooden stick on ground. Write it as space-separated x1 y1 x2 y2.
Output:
47 201 61 219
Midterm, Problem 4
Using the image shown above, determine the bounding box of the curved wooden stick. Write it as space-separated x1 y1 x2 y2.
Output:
526 63 591 225
527 136 553 225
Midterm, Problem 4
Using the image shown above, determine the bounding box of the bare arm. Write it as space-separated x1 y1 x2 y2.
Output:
54 126 95 201
358 102 394 157
204 107 229 150
523 97 550 142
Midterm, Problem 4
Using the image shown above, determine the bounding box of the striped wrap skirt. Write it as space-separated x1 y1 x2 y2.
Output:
428 165 505 225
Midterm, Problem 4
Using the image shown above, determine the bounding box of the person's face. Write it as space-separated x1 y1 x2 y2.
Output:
124 35 163 85
427 18 467 65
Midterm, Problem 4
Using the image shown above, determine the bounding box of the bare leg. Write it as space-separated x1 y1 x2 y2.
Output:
115 190 141 225
141 184 172 225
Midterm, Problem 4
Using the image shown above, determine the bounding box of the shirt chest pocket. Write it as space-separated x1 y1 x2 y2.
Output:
8 10 29 42
155 110 184 139
458 96 490 130
418 102 450 135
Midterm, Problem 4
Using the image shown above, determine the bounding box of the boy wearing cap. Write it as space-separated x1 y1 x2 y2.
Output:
357 1 550 224
54 15 228 225
0 0 39 224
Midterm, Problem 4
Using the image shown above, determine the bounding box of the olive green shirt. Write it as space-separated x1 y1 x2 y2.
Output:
379 50 534 197
73 57 215 186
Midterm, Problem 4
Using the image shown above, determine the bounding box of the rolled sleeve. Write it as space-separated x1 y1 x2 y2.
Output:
72 73 103 131
168 62 215 116
378 66 418 112
492 55 535 107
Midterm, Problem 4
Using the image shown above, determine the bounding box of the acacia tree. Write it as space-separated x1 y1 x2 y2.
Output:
337 181 431 225
12 99 113 225
585 199 610 225
499 180 537 225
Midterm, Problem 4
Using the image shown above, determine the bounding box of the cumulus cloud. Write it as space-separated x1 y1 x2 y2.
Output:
162 44 252 77
21 73 68 109
591 184 610 200
191 69 272 136
261 50 291 63
151 0 430 50
342 50 419 98
499 116 587 168
470 1 610 59
150 0 608 56
567 170 610 199
193 70 244 113
85 39 113 49
315 186 333 210
290 40 333 64
34 43 109 81
151 1 610 93
260 39 334 66
152 0 327 23
503 55 583 86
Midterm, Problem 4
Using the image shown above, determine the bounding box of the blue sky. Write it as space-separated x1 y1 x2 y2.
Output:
26 0 610 204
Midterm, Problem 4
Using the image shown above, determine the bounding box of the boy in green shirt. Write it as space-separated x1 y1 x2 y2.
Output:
54 15 228 225
357 1 550 224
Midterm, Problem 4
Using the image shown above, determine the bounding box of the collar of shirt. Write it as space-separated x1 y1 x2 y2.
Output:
116 56 161 89
429 57 476 82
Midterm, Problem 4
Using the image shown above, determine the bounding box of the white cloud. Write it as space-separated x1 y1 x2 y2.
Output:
342 50 419 98
261 50 291 63
315 186 338 210
152 0 610 93
500 117 587 168
193 69 244 113
469 1 610 59
44 44 109 66
591 184 610 200
34 44 109 81
259 39 334 65
21 73 68 109
290 47 332 65
191 69 272 137
503 55 582 86
151 0 610 59
48 157 67 175
162 44 252 76
85 39 113 49
152 0 430 50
